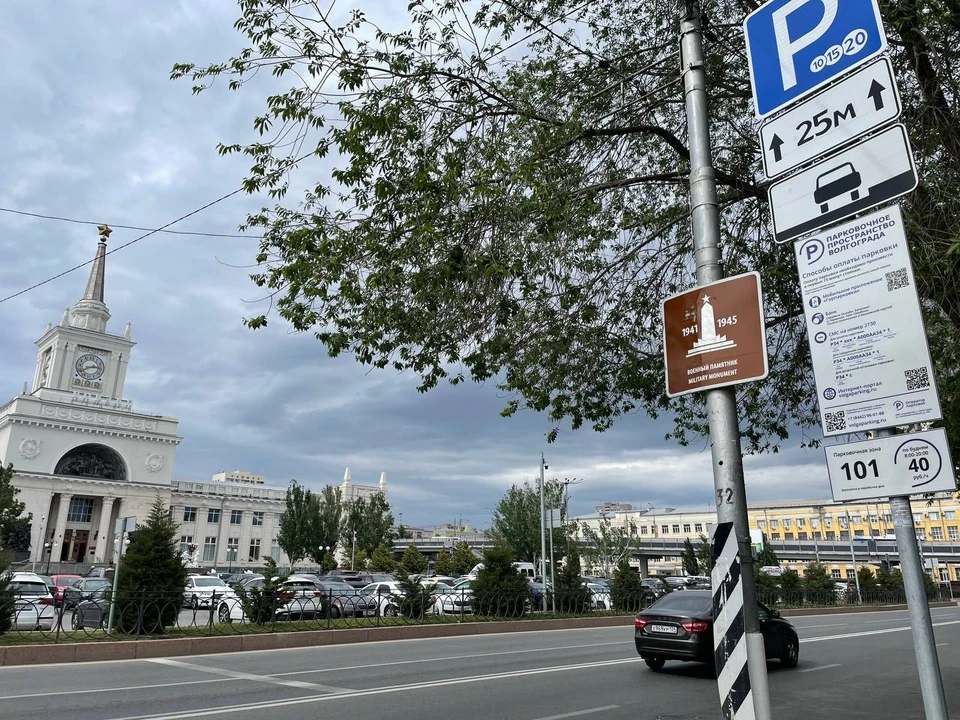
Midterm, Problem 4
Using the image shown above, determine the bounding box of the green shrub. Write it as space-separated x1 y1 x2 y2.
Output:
555 553 591 613
394 575 435 619
234 558 287 626
471 546 528 617
610 560 645 612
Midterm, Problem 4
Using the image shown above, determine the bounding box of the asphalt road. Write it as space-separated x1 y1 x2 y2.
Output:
2 606 960 720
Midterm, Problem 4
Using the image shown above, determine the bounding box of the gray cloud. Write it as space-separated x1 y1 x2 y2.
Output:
0 1 829 528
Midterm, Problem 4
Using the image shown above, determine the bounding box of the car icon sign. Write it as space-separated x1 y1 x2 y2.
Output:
814 162 862 214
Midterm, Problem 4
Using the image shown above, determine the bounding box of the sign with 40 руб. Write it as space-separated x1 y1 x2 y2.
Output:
662 272 768 398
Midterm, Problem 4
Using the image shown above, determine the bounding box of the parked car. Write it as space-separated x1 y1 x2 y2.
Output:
640 578 667 598
314 580 378 619
84 566 114 580
586 582 612 610
50 574 82 607
217 575 324 623
634 590 799 672
71 587 110 629
360 581 404 617
434 579 473 615
61 577 112 610
183 576 236 610
8 572 56 631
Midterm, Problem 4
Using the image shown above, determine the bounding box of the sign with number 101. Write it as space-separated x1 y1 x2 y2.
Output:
825 428 956 502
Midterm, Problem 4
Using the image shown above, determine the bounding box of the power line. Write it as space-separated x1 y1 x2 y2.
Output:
0 188 249 306
0 206 260 239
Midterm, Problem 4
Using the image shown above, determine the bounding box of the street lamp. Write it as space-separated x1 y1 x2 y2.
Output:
319 545 331 572
43 541 53 575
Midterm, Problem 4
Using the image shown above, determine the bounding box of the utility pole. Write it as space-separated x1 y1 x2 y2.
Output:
539 454 547 612
845 511 862 603
679 3 771 718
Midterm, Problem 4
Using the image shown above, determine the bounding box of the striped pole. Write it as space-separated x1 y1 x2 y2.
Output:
712 521 755 720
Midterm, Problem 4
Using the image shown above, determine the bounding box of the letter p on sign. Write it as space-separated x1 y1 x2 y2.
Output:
744 0 886 117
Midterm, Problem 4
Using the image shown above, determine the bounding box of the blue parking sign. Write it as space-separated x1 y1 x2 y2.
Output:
744 0 887 118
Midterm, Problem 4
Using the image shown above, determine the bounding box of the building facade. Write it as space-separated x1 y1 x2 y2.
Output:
1 230 389 573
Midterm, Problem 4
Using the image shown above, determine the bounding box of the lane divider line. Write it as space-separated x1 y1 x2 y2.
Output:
146 658 351 694
801 619 960 644
799 663 841 673
532 705 620 720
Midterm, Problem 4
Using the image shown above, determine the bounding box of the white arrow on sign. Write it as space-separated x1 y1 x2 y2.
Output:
768 124 917 244
760 58 901 179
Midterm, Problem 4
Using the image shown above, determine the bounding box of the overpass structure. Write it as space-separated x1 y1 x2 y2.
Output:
393 536 960 566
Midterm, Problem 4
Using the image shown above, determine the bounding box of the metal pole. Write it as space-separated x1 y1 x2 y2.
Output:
539 454 547 612
846 513 862 604
891 493 949 719
107 519 128 635
679 4 771 719
549 510 556 614
32 514 45 573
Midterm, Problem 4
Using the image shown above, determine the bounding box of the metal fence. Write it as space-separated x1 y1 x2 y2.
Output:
0 587 656 643
3 585 953 644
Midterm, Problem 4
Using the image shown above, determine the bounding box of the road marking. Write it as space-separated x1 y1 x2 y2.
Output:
800 619 960 644
271 640 633 677
146 658 350 693
105 658 640 720
0 677 237 701
863 618 901 624
795 622 846 629
799 663 841 674
937 643 949 647
532 706 619 720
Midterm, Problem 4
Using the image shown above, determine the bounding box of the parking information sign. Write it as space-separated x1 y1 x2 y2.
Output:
744 0 887 117
759 58 901 179
794 204 941 436
662 272 768 398
825 428 956 502
768 124 917 244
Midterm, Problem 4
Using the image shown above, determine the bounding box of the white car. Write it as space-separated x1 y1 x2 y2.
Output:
217 575 324 623
183 576 236 610
586 582 612 610
360 581 404 617
434 579 473 615
8 572 56 631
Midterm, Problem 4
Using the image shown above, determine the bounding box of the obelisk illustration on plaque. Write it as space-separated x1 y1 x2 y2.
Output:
687 295 737 357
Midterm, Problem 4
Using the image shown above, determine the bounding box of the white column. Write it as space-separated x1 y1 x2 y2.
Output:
51 493 73 563
95 497 117 563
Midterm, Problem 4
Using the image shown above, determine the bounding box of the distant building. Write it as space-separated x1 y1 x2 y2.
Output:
340 467 387 503
595 502 633 514
211 470 265 485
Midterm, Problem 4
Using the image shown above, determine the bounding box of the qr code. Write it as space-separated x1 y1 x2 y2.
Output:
886 268 909 291
824 410 846 432
905 367 930 391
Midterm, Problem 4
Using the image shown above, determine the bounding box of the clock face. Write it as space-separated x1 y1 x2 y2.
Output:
75 353 105 381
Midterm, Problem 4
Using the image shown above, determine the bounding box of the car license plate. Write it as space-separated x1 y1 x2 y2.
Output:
650 624 677 634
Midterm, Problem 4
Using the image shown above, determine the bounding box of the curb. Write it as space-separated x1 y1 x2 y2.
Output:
2 601 956 667
0 615 634 667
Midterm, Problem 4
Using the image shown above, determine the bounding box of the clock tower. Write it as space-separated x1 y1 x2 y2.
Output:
33 225 135 399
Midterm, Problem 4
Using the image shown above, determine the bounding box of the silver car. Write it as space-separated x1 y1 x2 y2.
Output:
9 572 56 631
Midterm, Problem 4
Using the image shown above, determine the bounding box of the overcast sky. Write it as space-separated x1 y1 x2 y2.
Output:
0 1 831 527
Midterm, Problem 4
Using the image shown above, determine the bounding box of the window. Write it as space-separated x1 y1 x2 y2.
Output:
846 569 855 580
67 498 94 523
796 518 805 527
949 526 958 541
871 530 880 537
944 511 956 520
771 533 781 540
917 530 926 540
252 511 264 527
757 520 766 529
813 531 822 540
682 524 691 533
202 536 217 562
226 537 240 561
851 515 861 524
672 524 680 534
207 508 221 524
661 525 669 535
883 514 892 523
826 531 836 540
839 517 849 528
931 527 943 541
914 514 923 523
694 524 703 533
929 512 940 521
230 510 243 525
179 535 194 555
939 568 949 582
854 531 864 538
639 525 648 535
798 532 808 540
248 538 262 561
811 517 820 528
840 531 850 540
955 567 960 581
784 532 795 540
868 515 878 523
270 538 280 561
183 507 197 522
824 517 833 527
831 569 842 579
783 519 792 528
770 520 778 529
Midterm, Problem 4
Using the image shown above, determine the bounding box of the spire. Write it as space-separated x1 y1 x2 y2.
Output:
82 226 111 302
123 322 131 340
379 472 387 489
61 307 70 326
343 467 352 485
70 226 112 333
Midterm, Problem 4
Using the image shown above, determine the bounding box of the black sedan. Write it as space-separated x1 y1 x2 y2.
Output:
634 590 799 672
61 578 112 610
